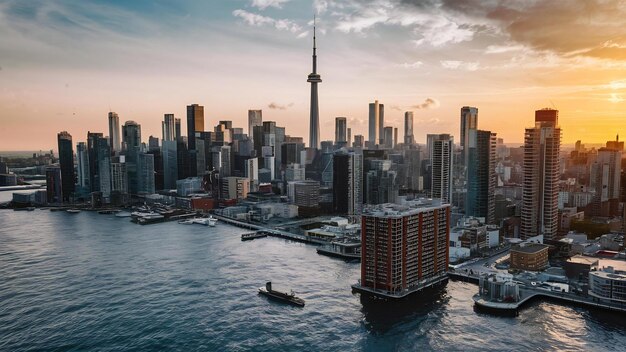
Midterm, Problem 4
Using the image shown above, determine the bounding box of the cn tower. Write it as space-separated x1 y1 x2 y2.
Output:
307 17 321 150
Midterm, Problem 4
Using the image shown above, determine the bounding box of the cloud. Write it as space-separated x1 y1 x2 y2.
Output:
412 98 440 109
251 0 290 10
232 9 302 33
268 102 294 110
440 60 479 71
399 61 423 69
609 93 624 103
485 44 526 54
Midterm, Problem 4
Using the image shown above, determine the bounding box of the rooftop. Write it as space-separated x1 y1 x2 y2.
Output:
511 243 549 254
362 199 448 218
567 255 598 266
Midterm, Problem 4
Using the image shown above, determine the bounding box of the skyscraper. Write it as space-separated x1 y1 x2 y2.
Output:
354 200 450 299
307 20 322 150
76 142 89 192
248 110 262 140
520 109 561 241
404 111 414 145
335 117 347 145
460 106 478 165
162 114 176 142
108 112 121 152
57 131 74 202
186 104 204 149
368 100 384 145
333 151 363 215
122 121 141 195
466 130 497 223
383 126 394 149
431 134 453 203
87 132 104 193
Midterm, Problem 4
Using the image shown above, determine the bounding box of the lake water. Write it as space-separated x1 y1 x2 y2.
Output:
0 210 625 351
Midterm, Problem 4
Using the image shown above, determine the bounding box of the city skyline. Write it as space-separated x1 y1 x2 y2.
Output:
1 0 626 151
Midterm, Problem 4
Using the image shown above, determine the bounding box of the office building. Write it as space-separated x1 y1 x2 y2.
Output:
76 142 89 192
520 109 561 241
355 200 450 299
332 151 363 215
187 104 204 176
57 131 74 202
162 114 176 142
466 130 497 224
430 134 454 203
248 110 262 140
368 100 384 145
383 126 393 149
404 111 414 145
46 166 63 205
460 106 478 166
222 176 250 200
510 243 549 271
108 112 121 152
87 132 104 193
335 117 347 145
162 114 178 190
294 180 320 208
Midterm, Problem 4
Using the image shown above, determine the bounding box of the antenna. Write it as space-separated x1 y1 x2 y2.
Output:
549 100 558 110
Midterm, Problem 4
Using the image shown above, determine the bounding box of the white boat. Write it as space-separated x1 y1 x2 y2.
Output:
66 209 81 214
192 216 218 226
178 219 195 225
207 216 218 227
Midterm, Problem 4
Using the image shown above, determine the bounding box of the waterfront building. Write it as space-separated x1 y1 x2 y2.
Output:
221 176 250 200
76 142 89 192
368 100 384 145
509 243 549 271
520 109 561 241
293 180 320 208
122 121 141 195
108 112 121 152
45 166 63 205
97 137 112 200
332 151 363 215
430 134 453 203
356 199 450 298
588 261 626 304
335 117 347 145
87 132 104 193
137 152 155 194
176 177 202 197
307 23 321 150
110 156 128 194
57 131 74 202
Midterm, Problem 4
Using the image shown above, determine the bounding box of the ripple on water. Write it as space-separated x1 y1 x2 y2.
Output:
0 210 625 351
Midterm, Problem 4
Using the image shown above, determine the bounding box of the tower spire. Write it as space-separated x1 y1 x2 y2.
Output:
307 14 322 150
312 15 317 74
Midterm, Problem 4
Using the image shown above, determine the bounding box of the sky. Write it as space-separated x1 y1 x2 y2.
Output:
1 0 626 151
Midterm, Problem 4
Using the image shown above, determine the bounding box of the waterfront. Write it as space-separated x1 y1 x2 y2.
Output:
1 210 625 351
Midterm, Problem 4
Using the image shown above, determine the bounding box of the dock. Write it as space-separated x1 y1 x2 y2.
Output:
474 286 626 314
211 214 330 245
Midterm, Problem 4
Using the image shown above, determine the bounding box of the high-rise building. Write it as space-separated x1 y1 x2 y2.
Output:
332 151 363 215
307 22 321 150
108 112 121 152
187 104 204 176
590 145 622 217
404 112 414 145
430 134 454 203
354 135 364 148
162 114 178 189
382 126 393 149
111 155 128 194
354 200 450 299
76 142 89 192
122 121 141 152
248 110 262 140
162 114 176 142
466 130 497 223
347 128 352 147
335 117 347 145
97 137 112 200
87 132 104 193
46 166 63 204
460 106 478 165
368 100 384 145
137 153 155 194
245 157 259 190
520 109 561 241
56 131 74 202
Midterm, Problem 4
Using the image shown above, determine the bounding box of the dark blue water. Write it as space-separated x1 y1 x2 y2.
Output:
1 210 625 351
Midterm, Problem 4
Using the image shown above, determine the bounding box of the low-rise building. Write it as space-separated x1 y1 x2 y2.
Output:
589 260 626 304
510 243 549 271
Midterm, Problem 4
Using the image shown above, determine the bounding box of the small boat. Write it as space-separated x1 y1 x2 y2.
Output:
207 216 218 227
178 219 195 225
66 209 81 214
192 216 218 226
258 282 305 307
241 231 268 241
115 211 132 218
